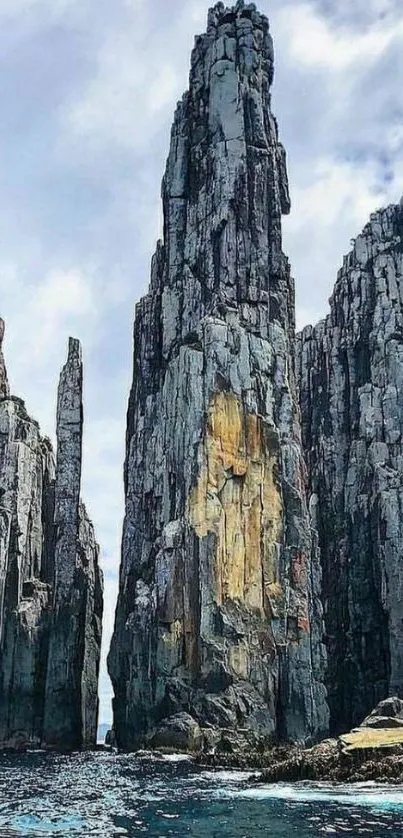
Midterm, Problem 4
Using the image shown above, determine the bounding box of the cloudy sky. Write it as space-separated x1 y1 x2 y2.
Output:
0 0 402 724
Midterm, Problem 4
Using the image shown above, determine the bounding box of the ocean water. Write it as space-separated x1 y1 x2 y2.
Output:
0 751 403 837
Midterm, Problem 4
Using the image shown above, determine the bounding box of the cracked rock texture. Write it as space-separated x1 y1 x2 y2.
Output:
298 203 403 734
108 0 328 750
0 331 103 749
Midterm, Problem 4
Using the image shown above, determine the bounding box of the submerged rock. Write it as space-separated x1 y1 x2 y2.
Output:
108 1 328 750
0 328 103 750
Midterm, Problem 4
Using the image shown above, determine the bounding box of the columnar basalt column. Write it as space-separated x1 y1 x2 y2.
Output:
108 1 329 750
43 339 103 748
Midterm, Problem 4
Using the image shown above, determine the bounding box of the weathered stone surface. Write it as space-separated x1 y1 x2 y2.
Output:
250 735 403 784
105 728 116 748
298 203 403 734
0 319 9 400
108 1 328 750
0 331 102 749
341 700 403 751
215 701 403 780
361 716 403 730
149 712 203 751
43 339 103 748
362 697 403 728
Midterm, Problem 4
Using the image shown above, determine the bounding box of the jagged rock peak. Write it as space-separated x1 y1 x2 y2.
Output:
0 334 102 750
109 2 328 752
205 3 270 42
298 199 403 734
207 2 269 33
66 336 82 365
147 0 292 366
0 318 10 400
53 336 83 596
43 336 102 749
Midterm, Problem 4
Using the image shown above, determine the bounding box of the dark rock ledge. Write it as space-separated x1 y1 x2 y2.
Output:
195 698 403 783
127 698 403 787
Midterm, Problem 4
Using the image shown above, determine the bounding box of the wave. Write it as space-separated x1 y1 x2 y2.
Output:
218 781 403 812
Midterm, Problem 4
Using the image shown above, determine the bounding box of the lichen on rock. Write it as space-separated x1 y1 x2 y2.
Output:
188 390 283 611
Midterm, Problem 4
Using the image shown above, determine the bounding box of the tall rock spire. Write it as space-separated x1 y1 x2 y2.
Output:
0 319 10 400
108 1 328 749
0 334 102 750
53 338 83 599
43 338 102 748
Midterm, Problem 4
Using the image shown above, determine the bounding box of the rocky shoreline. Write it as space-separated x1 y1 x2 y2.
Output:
198 739 403 784
93 698 403 785
194 698 403 783
6 698 403 788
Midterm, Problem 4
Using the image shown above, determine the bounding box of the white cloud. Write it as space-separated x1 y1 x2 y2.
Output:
0 0 91 25
277 2 398 70
34 269 93 349
284 156 392 329
148 66 178 114
0 266 96 377
266 0 403 329
60 2 209 158
62 5 181 154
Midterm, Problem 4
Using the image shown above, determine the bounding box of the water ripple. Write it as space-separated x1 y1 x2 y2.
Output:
0 751 402 837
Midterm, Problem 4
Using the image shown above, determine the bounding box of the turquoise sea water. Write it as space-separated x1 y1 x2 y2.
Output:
1 751 403 837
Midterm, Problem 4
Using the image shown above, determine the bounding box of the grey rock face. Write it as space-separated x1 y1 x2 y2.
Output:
149 712 203 752
298 203 403 734
0 329 102 749
108 1 328 750
362 697 403 728
0 319 9 400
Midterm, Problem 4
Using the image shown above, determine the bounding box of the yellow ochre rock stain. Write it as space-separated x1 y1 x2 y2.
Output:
189 391 283 612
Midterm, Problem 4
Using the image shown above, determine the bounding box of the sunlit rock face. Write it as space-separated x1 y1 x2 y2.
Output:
0 331 103 750
108 1 329 750
298 203 403 735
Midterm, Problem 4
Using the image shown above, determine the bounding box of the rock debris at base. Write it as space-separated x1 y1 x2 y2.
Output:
246 698 403 784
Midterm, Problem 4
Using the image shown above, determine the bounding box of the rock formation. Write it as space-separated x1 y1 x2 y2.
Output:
108 0 328 750
298 203 403 734
247 698 403 784
0 328 103 749
0 320 9 401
